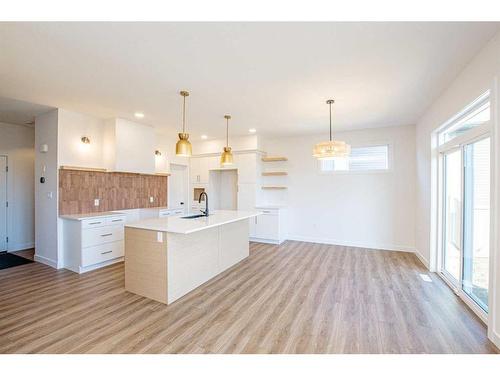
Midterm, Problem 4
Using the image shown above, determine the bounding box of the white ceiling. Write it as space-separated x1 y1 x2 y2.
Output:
0 96 54 126
0 22 498 138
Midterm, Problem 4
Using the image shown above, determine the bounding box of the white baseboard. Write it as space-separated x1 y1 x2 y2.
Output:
34 254 58 269
286 235 415 253
7 242 35 252
413 250 430 269
488 329 500 350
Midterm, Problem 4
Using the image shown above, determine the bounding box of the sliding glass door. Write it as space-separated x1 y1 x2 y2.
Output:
462 137 490 312
440 136 490 313
442 149 462 283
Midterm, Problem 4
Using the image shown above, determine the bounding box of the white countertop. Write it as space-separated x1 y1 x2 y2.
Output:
125 210 261 234
59 207 186 221
60 211 126 221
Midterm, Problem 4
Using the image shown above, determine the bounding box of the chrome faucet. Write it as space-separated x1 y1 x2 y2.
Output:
198 192 209 216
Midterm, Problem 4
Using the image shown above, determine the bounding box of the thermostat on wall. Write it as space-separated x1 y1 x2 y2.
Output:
39 144 48 153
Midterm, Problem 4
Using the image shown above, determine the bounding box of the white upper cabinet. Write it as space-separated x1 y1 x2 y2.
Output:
190 157 211 183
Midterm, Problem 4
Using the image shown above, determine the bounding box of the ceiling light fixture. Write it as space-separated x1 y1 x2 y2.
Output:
220 115 233 166
312 99 350 160
134 112 145 119
175 90 192 157
248 128 257 133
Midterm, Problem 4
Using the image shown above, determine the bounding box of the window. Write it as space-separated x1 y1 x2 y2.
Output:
319 145 389 172
438 91 490 146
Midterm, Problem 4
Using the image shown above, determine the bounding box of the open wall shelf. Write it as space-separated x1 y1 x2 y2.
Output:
262 157 288 162
262 171 288 176
261 186 287 190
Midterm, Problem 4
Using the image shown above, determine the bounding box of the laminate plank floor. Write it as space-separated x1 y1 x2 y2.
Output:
0 242 497 353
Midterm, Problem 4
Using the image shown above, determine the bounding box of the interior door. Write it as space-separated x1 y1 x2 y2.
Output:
0 156 7 252
169 164 188 212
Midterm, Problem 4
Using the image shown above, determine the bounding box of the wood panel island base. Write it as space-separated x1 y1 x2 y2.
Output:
124 210 260 304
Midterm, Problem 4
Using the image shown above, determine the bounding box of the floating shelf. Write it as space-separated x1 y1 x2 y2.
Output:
262 171 288 176
262 157 288 162
59 165 107 172
59 165 170 176
261 186 287 190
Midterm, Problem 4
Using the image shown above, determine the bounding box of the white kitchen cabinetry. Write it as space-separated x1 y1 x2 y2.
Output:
235 153 258 183
61 213 126 273
250 207 287 244
190 157 212 183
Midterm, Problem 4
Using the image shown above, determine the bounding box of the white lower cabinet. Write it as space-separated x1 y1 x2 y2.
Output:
62 214 126 273
250 207 287 244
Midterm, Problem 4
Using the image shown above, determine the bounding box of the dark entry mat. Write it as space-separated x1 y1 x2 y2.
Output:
0 252 33 270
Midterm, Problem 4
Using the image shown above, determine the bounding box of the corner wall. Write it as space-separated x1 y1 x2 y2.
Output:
34 109 59 268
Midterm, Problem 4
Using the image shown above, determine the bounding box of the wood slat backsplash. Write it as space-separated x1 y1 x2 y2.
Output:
59 169 168 215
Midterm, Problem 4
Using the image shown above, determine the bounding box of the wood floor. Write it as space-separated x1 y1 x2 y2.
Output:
1 242 498 354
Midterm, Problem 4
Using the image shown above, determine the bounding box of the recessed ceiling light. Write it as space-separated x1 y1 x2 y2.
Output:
134 112 144 118
249 128 257 133
201 135 208 140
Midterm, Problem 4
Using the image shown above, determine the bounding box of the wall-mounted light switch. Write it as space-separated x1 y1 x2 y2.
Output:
149 196 154 203
94 199 100 206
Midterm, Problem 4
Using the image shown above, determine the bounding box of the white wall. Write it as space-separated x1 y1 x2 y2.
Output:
0 122 35 251
34 109 59 268
58 109 105 169
415 30 500 349
266 125 416 252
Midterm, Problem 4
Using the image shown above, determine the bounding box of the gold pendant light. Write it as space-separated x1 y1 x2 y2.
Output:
312 99 350 160
175 90 192 157
220 115 234 166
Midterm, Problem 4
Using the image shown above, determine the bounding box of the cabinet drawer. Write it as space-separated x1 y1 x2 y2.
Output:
81 218 106 229
81 241 124 267
105 216 126 225
82 225 124 248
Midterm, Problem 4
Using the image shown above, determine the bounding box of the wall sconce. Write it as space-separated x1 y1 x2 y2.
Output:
81 136 90 144
155 150 162 156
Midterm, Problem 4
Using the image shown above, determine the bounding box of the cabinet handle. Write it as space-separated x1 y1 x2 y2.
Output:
101 233 113 237
101 250 112 255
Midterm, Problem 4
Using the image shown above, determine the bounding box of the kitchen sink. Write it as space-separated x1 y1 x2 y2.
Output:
181 214 208 219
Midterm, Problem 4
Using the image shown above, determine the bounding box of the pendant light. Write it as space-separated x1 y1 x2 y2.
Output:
312 99 350 160
220 115 234 166
175 90 192 157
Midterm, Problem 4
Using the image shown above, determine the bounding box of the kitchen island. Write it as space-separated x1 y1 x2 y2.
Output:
124 210 261 304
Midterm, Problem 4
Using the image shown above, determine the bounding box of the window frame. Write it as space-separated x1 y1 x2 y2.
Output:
317 142 393 175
